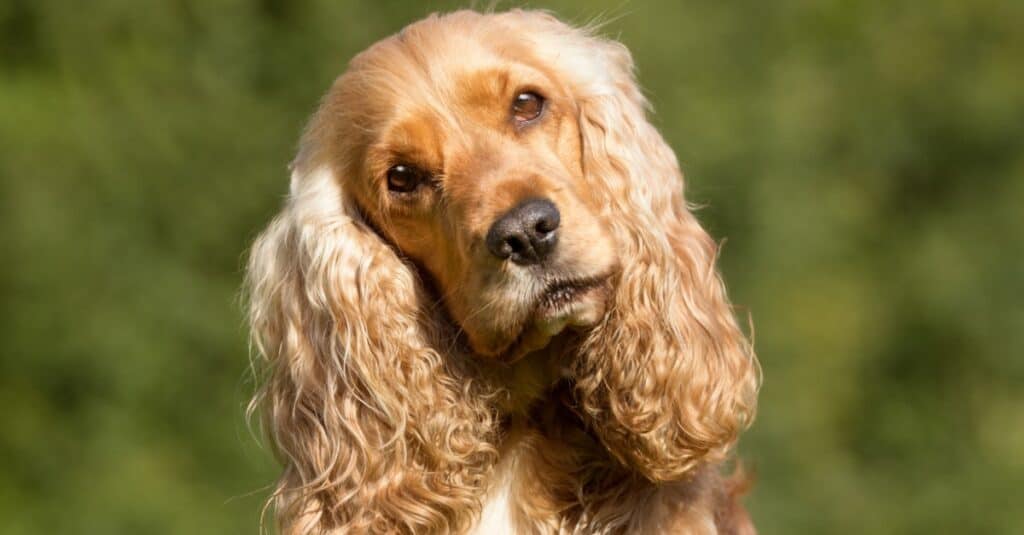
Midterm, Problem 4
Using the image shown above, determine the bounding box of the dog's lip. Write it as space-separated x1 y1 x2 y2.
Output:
537 276 607 312
494 273 612 362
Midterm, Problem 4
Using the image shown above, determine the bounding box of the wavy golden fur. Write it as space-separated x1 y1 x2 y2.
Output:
246 9 760 534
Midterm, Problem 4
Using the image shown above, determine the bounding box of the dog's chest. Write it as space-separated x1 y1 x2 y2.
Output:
471 464 517 535
469 430 529 535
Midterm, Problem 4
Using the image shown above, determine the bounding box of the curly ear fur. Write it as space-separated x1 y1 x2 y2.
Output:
246 164 498 533
570 36 760 482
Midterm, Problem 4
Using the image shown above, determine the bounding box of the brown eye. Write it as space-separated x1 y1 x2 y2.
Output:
512 92 545 123
386 164 424 193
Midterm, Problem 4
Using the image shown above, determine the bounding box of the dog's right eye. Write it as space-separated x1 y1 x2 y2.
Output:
386 164 425 194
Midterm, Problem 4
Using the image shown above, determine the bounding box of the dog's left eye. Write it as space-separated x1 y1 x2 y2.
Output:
386 164 426 193
512 92 545 123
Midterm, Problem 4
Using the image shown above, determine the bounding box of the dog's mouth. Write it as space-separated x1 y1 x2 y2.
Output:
496 274 612 363
537 277 605 312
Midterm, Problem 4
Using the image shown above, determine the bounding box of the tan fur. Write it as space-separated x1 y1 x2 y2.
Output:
246 9 760 534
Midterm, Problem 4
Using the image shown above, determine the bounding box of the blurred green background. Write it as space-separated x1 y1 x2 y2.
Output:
2 0 1022 533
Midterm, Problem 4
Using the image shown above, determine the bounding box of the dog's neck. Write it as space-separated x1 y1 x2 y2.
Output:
480 333 580 417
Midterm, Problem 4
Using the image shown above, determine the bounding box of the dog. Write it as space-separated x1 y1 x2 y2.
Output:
246 9 760 534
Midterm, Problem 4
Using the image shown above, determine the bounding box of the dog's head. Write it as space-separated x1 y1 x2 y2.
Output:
298 11 621 359
247 10 758 532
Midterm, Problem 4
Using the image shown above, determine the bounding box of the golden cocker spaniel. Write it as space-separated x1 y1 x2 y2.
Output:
246 9 760 534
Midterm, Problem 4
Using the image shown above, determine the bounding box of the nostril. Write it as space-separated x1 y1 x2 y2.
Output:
532 202 560 236
535 217 557 235
504 234 527 255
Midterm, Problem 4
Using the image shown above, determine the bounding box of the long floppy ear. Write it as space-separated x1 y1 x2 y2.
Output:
245 162 497 533
570 37 760 482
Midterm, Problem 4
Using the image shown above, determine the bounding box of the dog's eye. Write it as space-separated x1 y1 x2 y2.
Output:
386 164 425 193
512 92 545 123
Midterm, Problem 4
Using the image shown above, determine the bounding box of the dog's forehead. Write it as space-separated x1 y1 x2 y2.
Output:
314 11 619 173
340 32 557 151
347 15 555 105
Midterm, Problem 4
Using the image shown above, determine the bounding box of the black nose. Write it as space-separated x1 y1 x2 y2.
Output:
485 198 560 265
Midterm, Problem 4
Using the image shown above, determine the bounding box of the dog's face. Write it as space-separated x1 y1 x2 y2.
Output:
316 22 618 359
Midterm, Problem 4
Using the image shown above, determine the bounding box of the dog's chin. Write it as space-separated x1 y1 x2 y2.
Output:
474 275 612 363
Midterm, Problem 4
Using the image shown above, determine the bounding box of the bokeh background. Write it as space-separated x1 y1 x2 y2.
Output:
2 0 1022 533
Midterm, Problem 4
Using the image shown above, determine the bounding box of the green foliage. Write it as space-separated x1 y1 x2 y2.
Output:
2 1 1021 533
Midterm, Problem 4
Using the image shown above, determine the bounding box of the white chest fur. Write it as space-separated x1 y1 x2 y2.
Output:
472 467 516 535
469 430 527 535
